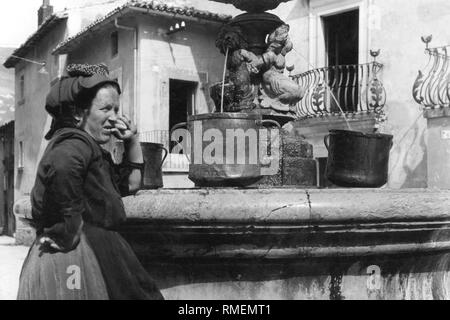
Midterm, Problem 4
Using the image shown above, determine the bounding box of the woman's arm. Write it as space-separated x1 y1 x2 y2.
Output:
39 137 92 252
112 115 143 195
123 134 144 194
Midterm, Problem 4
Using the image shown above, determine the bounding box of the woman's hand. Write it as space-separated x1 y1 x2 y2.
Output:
112 115 138 141
39 236 64 252
39 220 84 253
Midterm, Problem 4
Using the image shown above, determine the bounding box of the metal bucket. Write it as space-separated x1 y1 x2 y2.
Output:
324 130 393 188
171 113 279 187
141 142 168 189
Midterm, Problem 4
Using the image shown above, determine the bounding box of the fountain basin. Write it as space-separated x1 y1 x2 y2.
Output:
211 0 292 13
229 12 284 54
14 188 450 299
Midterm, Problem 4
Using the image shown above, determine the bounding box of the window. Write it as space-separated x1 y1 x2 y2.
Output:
111 31 119 57
109 68 123 114
169 79 197 133
18 141 24 170
309 0 369 67
19 74 25 105
323 10 359 67
169 79 197 156
322 9 359 112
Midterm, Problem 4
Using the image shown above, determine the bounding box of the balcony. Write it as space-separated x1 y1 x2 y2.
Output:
413 38 450 116
291 60 386 122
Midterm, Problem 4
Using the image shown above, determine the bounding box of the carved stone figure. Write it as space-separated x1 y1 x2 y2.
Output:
244 24 305 113
213 21 304 116
214 25 259 111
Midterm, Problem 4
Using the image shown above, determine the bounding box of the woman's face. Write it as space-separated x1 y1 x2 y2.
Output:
82 86 120 144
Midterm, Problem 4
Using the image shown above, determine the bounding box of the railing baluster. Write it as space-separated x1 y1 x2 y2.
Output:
344 65 350 113
413 37 450 110
337 66 346 114
437 47 450 107
357 64 364 113
349 65 356 111
328 67 338 114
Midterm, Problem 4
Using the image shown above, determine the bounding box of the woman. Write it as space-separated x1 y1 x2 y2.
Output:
17 64 164 300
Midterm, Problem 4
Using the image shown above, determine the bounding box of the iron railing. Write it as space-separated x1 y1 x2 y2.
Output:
413 35 450 109
291 54 386 119
139 130 189 172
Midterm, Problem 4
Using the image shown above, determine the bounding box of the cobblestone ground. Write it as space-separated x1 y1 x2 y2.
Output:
0 236 29 300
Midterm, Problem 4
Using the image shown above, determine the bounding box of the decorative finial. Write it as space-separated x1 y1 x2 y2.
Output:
286 65 295 75
421 35 432 49
370 49 380 62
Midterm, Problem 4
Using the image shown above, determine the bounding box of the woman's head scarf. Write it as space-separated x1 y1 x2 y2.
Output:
45 63 121 140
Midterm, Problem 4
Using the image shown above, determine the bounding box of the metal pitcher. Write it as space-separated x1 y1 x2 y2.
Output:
141 142 168 189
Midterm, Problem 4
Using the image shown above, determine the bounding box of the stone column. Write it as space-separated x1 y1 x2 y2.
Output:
424 107 450 189
256 130 316 187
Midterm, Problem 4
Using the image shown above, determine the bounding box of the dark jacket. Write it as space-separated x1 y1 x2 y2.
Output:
31 127 133 251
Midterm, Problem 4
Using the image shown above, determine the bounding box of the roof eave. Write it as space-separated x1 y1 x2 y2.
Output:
3 13 68 69
53 6 231 55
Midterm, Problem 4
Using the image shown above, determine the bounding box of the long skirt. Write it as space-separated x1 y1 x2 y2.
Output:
17 224 164 300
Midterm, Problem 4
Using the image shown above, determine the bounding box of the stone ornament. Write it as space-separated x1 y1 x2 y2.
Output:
213 25 259 111
211 0 292 13
213 23 304 115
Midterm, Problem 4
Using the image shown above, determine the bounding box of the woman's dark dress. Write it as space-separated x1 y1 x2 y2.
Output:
17 128 163 300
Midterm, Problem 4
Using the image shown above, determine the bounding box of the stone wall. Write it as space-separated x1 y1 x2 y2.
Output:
14 21 67 203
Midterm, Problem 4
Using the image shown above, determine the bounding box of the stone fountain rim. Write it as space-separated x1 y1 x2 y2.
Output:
188 112 263 121
229 12 285 26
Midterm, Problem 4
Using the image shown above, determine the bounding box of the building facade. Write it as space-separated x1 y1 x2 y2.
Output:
52 2 236 187
0 121 14 235
3 0 239 213
270 0 450 189
5 0 450 219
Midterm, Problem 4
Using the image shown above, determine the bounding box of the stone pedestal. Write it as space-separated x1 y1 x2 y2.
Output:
423 107 450 189
13 198 36 246
256 131 316 187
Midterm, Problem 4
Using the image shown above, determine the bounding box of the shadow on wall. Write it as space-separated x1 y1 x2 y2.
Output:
388 113 427 189
284 0 310 20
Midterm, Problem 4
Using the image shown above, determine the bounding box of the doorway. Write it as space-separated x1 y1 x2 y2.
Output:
322 9 359 112
169 79 197 131
323 9 359 66
169 79 197 163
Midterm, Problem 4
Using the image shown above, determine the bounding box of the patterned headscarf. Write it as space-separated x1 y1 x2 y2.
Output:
66 63 110 77
45 63 121 140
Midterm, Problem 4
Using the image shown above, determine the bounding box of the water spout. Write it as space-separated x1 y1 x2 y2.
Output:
220 47 230 113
